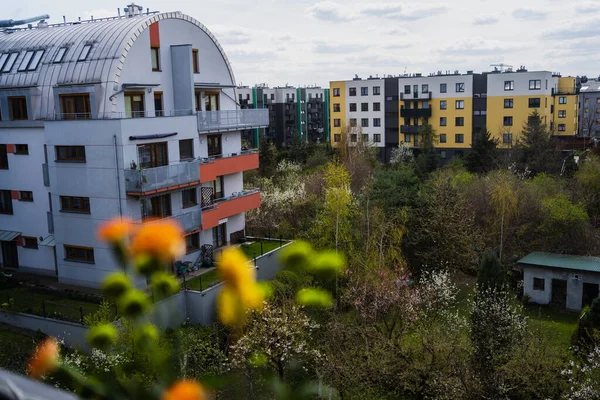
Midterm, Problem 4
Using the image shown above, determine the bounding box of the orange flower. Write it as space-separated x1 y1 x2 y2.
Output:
162 380 206 400
130 220 185 263
98 218 132 243
27 337 59 379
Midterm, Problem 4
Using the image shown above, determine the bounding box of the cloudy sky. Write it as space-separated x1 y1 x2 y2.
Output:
5 0 600 87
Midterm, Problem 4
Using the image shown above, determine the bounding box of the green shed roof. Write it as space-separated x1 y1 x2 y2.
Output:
518 252 600 273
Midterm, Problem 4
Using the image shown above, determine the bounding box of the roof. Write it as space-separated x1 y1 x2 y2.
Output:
39 235 55 247
518 252 600 273
0 230 20 241
580 80 600 93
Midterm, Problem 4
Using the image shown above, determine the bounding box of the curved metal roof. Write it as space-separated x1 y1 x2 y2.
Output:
0 11 235 90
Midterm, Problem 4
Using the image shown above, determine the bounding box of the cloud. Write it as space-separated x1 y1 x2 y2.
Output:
306 1 354 22
512 8 547 20
439 37 531 56
209 26 253 45
473 16 499 25
576 1 600 13
306 1 447 22
313 41 369 54
546 20 600 40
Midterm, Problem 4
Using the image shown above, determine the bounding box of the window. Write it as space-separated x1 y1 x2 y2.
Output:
9 97 28 120
18 191 33 202
440 117 447 126
373 134 381 142
503 116 513 126
207 134 222 157
349 88 356 96
0 191 13 214
440 100 447 110
17 50 44 71
529 98 541 108
17 51 34 71
60 94 91 119
503 134 513 144
373 118 381 127
504 99 514 108
455 117 464 126
422 100 429 109
529 79 541 90
0 145 7 169
558 110 566 118
349 118 357 127
182 188 197 208
54 47 67 63
179 139 194 160
205 92 219 111
559 96 567 104
440 83 447 93
60 196 90 213
504 81 514 91
361 118 369 127
455 100 464 109
333 88 340 97
334 134 341 142
0 53 8 70
137 142 168 168
78 45 92 61
456 82 465 92
141 194 172 220
349 103 357 112
15 144 28 155
1 53 18 73
23 237 38 249
440 150 447 159
213 222 227 248
361 87 368 96
439 134 447 143
373 102 381 111
154 92 163 116
404 134 411 143
418 85 427 94
404 85 411 94
333 103 341 112
192 48 199 73
455 134 464 143
334 118 341 127
56 146 86 162
362 134 368 142
185 233 199 253
558 124 566 132
124 92 145 118
373 86 381 95
361 103 368 111
350 134 357 142
533 278 545 291
64 245 95 263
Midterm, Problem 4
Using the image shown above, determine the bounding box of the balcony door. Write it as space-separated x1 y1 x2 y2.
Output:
60 94 91 119
125 92 145 118
205 92 219 111
207 135 222 157
141 194 172 221
137 142 168 169
212 222 227 248
1 240 19 268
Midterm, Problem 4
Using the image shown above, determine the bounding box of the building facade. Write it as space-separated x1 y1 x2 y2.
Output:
330 70 579 161
0 7 268 287
578 78 600 138
238 85 330 148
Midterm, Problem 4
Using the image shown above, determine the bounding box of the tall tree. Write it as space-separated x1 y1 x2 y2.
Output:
465 130 499 174
415 123 440 176
514 110 561 176
489 173 518 261
258 136 278 178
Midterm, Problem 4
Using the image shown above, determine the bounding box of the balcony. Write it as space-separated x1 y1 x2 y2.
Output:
124 160 201 196
400 92 432 101
136 207 202 234
400 108 432 118
400 125 422 134
197 109 269 133
199 150 259 183
201 189 261 230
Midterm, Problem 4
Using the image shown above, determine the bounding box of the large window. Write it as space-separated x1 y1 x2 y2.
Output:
440 83 447 93
207 134 222 157
504 81 514 91
151 47 160 71
504 99 514 108
56 146 86 162
60 196 90 213
455 134 464 143
53 47 67 63
422 84 429 93
179 139 194 160
361 87 368 96
361 103 368 111
440 117 447 126
503 116 513 126
78 45 92 61
185 233 199 253
373 134 381 142
137 142 167 168
0 190 13 214
0 145 7 169
333 103 341 112
558 124 566 132
404 85 411 94
60 94 91 119
192 49 199 73
64 245 95 263
529 80 541 90
333 88 340 97
373 102 381 111
18 191 33 202
124 92 145 118
529 98 541 108
182 188 197 208
533 278 545 291
361 118 369 127
349 88 356 96
334 119 341 127
141 194 172 221
154 92 163 116
558 110 566 118
455 100 464 109
373 86 381 95
373 118 381 127
440 100 447 110
349 103 357 112
455 117 464 126
8 97 28 120
559 96 567 104
456 83 465 92
205 92 219 111
439 134 447 143
213 222 227 248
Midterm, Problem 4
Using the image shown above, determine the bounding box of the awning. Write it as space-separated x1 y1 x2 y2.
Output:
0 230 20 241
129 132 178 141
39 235 55 247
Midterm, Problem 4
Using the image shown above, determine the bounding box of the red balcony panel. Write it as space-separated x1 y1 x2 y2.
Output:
202 192 261 230
200 152 259 183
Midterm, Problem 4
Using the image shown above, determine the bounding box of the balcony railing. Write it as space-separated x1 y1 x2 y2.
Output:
197 109 269 133
400 125 422 134
199 150 259 183
400 92 432 101
400 108 432 118
136 207 202 233
124 160 201 196
201 189 261 230
50 110 195 120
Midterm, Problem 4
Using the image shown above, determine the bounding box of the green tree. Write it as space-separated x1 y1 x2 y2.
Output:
370 165 419 210
415 123 440 176
476 252 505 292
514 110 560 176
465 130 499 174
538 193 589 252
489 173 518 261
575 155 600 225
259 136 278 177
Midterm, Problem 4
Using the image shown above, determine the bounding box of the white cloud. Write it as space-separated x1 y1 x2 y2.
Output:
306 1 354 22
473 16 500 25
306 1 447 21
546 20 600 40
575 1 600 13
512 8 548 20
439 37 532 56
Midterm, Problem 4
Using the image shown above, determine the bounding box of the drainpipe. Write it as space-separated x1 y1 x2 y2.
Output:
113 135 123 217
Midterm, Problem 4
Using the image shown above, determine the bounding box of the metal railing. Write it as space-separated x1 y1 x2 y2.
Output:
124 160 200 193
199 148 258 164
197 109 269 132
135 207 202 233
49 109 195 120
201 188 260 210
400 92 432 101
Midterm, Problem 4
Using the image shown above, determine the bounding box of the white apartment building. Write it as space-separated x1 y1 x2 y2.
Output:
0 6 268 287
344 78 385 147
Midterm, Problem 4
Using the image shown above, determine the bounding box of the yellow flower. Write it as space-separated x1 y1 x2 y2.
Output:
27 337 59 379
238 283 264 309
130 220 185 264
217 247 253 290
162 380 206 400
97 218 132 243
217 286 244 327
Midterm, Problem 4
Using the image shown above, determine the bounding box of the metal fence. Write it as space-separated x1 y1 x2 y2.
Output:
197 109 269 132
133 207 202 234
124 160 200 193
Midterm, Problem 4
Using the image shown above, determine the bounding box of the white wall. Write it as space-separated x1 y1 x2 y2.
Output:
487 71 556 97
398 74 474 99
344 79 385 147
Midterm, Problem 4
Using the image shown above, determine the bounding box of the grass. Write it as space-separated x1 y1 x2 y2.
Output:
0 325 42 374
0 286 101 324
239 239 285 260
185 269 221 291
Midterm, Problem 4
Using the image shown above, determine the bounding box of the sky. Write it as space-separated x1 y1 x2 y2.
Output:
5 0 600 87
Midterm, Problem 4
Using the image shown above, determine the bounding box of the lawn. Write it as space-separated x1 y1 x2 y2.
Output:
0 286 102 324
0 325 41 374
239 239 286 260
185 269 221 291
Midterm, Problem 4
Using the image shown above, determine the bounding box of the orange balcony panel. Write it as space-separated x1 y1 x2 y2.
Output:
202 192 261 230
200 152 259 183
